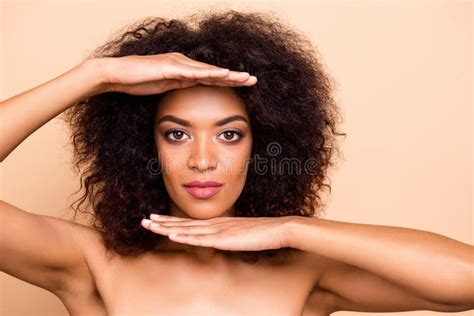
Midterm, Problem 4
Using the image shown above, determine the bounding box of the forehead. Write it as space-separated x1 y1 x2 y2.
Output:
155 85 249 124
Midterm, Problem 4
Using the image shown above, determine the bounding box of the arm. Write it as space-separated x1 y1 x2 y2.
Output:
0 53 250 162
0 58 108 162
287 217 474 308
305 253 474 313
0 58 108 294
0 201 94 294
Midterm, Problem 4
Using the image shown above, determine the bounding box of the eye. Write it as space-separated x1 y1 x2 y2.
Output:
164 129 243 143
165 130 190 142
218 130 243 143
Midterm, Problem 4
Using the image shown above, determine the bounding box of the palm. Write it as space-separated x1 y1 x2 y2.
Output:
100 53 257 95
141 215 294 251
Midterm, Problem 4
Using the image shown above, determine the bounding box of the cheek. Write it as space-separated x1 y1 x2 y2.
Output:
221 151 250 184
156 146 187 183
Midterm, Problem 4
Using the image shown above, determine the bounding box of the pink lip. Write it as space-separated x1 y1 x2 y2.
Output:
184 185 223 199
183 180 223 188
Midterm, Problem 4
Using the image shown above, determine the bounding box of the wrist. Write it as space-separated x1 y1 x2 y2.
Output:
284 215 321 250
79 57 114 95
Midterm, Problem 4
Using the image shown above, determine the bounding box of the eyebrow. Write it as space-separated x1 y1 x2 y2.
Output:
157 115 249 127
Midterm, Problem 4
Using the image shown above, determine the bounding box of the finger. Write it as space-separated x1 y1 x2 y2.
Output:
163 79 200 91
210 70 254 82
209 71 257 84
193 80 241 87
176 66 231 79
175 56 253 82
234 75 258 85
175 63 254 82
176 58 223 70
158 220 212 227
168 233 217 247
149 222 215 235
149 214 212 225
141 218 193 230
149 214 188 221
172 54 227 70
196 75 257 87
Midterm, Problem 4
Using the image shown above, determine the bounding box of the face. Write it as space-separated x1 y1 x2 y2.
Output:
153 85 252 220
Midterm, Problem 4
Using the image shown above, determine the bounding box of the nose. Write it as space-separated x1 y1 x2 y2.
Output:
187 135 218 172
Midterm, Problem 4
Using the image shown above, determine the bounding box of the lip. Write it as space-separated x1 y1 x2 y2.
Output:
184 185 223 199
183 180 223 188
182 181 224 199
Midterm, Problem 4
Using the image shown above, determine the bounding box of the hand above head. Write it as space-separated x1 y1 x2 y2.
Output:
141 214 296 251
97 52 258 95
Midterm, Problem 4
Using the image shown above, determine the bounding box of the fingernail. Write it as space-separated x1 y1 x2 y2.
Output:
240 72 249 76
150 214 160 220
142 219 152 226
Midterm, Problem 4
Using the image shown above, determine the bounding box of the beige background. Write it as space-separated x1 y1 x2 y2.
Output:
0 0 472 315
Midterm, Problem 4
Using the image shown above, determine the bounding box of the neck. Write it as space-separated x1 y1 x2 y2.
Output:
155 239 226 262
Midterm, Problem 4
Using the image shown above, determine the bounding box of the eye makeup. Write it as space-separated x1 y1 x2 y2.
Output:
163 129 244 144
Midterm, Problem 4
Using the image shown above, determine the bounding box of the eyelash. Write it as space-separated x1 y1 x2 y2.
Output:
164 129 244 143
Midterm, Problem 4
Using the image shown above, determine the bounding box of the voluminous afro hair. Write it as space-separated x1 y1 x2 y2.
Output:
63 9 346 262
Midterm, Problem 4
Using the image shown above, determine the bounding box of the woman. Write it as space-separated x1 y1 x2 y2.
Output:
0 10 472 315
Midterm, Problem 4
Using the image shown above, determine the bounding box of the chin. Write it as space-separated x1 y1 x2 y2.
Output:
179 203 232 219
183 214 222 220
184 210 228 220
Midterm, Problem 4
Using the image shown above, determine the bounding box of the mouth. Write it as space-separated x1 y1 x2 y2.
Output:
183 184 223 199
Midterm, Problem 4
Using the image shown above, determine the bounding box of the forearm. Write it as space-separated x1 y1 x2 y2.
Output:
287 217 474 305
0 58 108 162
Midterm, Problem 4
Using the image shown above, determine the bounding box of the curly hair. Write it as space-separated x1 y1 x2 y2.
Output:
62 9 346 263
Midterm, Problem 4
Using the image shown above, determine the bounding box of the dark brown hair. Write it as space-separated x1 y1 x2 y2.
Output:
62 9 346 262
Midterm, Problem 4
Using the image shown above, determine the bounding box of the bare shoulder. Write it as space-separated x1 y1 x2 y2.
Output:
295 249 329 275
56 220 106 297
51 220 110 314
70 220 105 253
292 250 339 314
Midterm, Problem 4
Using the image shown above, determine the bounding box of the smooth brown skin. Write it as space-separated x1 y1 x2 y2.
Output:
151 84 255 259
0 53 468 315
